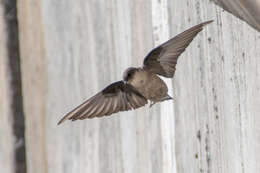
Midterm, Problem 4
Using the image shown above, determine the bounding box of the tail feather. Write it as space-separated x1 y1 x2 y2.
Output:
149 94 173 107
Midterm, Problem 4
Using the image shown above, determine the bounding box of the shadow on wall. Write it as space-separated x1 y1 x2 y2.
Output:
3 0 26 173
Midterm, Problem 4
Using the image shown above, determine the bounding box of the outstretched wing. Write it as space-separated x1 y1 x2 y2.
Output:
143 20 213 78
58 81 147 124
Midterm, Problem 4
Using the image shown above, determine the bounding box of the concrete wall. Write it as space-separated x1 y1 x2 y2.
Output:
169 0 260 172
1 0 260 172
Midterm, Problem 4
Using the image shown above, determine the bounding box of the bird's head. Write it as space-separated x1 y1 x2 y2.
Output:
123 67 137 82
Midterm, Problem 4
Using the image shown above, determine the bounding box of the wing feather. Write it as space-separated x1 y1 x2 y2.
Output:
143 20 213 78
58 81 147 124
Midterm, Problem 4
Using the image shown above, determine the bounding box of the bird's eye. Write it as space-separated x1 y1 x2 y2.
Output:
123 68 136 81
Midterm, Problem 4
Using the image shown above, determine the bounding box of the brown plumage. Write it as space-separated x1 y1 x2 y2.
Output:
58 20 213 125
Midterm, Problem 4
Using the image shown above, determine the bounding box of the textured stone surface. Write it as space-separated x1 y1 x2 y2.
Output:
169 0 260 172
16 0 260 173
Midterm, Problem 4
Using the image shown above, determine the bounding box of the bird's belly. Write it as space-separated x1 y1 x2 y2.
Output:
132 73 168 100
145 78 167 100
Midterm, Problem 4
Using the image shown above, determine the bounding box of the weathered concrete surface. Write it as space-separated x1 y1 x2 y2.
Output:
18 0 47 173
169 0 260 172
0 4 15 173
17 0 260 173
212 0 260 31
19 0 164 173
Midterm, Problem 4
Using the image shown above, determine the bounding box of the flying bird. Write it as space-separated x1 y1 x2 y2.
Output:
58 20 213 125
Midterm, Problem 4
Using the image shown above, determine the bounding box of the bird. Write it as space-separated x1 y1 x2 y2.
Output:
58 20 213 125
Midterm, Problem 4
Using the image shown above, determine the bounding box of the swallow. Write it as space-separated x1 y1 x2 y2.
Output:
58 20 213 125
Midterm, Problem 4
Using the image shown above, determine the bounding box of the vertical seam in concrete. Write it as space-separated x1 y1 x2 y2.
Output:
151 0 177 173
3 0 27 173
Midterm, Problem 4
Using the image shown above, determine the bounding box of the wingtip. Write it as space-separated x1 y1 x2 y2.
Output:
57 120 63 125
202 20 214 26
57 117 67 125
